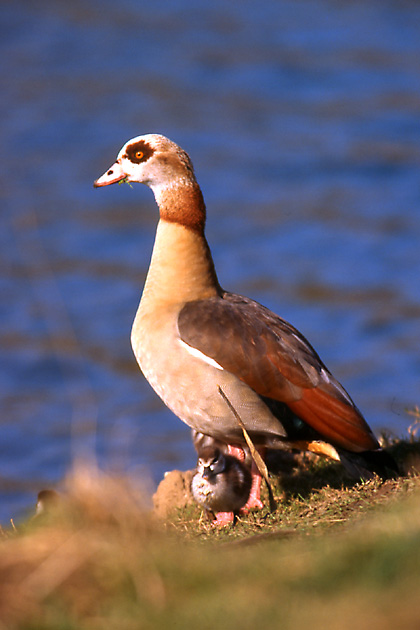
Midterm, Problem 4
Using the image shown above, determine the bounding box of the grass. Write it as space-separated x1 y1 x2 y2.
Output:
2 424 420 629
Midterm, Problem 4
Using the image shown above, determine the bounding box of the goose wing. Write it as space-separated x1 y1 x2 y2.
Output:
178 292 379 452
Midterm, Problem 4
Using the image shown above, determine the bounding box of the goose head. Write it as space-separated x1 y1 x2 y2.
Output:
93 134 197 196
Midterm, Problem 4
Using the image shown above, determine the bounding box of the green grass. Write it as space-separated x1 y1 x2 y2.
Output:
2 435 420 630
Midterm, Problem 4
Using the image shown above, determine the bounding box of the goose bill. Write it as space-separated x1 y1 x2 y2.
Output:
94 161 127 187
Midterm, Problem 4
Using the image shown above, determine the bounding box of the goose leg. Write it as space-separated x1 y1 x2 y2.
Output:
227 444 265 511
243 462 264 510
227 444 246 461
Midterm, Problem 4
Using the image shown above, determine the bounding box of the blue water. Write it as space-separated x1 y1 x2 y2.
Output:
1 0 420 524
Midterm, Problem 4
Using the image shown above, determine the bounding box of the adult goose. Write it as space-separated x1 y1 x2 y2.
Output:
94 134 398 512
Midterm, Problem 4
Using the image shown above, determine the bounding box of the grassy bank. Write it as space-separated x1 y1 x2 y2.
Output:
1 434 420 629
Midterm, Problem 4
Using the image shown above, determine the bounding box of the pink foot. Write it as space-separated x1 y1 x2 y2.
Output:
213 511 235 527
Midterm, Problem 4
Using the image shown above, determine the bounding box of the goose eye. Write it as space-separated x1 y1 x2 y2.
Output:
135 151 144 160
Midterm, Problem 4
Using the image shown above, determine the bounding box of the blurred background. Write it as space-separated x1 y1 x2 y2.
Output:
1 0 419 524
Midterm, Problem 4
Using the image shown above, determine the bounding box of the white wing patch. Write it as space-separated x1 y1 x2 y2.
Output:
178 339 224 371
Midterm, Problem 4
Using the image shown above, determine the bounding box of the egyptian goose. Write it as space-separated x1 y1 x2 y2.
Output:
94 134 398 514
191 445 252 526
